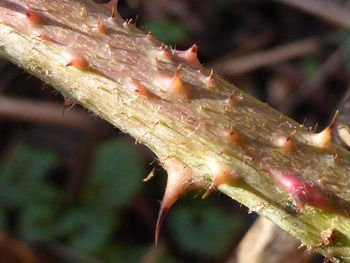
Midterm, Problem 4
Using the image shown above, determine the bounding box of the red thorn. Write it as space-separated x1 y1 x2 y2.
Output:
226 90 236 106
97 16 108 34
155 159 203 244
165 65 191 100
223 126 241 144
208 160 240 190
37 33 52 41
26 12 43 26
272 131 296 152
307 110 339 149
65 54 89 70
203 160 241 199
175 44 201 67
146 32 160 46
130 78 154 99
111 0 118 20
206 70 217 90
155 205 169 245
160 45 173 60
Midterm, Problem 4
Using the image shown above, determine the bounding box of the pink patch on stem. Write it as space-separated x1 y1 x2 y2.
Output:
273 171 328 212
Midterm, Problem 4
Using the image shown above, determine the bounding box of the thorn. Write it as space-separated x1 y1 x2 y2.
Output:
130 77 154 99
312 228 336 248
155 206 169 246
65 53 89 70
160 45 173 60
223 126 241 144
202 160 240 198
155 159 203 245
37 33 60 45
146 32 160 46
202 185 216 199
165 65 191 100
206 70 217 90
123 17 138 29
307 110 339 149
175 44 201 67
62 98 76 116
111 0 119 20
97 16 108 34
143 168 156 182
26 12 43 26
272 130 296 152
80 5 88 17
226 90 236 106
37 33 52 41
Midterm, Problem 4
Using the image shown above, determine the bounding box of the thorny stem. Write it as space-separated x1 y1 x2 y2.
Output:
1 1 350 261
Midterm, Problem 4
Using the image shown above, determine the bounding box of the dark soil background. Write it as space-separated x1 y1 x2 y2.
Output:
0 0 349 262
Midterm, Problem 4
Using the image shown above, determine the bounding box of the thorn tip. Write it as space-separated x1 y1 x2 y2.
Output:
154 159 203 243
307 110 339 149
26 12 43 26
175 44 201 67
164 65 191 100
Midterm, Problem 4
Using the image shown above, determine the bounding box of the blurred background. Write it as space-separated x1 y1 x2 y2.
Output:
1 0 350 262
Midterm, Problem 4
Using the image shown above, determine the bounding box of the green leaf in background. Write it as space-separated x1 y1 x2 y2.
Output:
170 204 244 257
0 144 59 208
58 206 116 253
143 18 188 45
0 208 6 229
157 252 179 263
299 57 320 79
0 139 148 258
87 138 144 208
98 243 148 263
19 204 60 241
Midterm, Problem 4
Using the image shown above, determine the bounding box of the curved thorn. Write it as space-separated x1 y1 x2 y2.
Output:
155 205 170 245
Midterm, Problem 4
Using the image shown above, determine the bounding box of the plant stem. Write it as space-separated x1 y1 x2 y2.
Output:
1 1 350 261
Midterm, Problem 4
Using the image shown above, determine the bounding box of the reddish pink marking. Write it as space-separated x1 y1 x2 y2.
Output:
274 171 328 212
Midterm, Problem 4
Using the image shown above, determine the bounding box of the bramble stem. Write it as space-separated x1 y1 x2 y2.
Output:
1 1 350 261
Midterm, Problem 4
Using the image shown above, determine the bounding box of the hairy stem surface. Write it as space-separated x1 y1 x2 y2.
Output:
1 1 350 261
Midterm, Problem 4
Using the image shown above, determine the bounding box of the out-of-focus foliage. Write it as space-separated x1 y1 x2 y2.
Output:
170 203 244 257
0 137 246 262
0 140 147 262
144 18 188 45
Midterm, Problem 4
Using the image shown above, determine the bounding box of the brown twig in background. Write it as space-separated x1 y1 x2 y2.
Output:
281 37 350 114
229 217 315 263
0 231 53 263
138 241 166 263
211 37 323 77
272 0 350 29
34 241 101 263
333 88 350 149
0 95 104 131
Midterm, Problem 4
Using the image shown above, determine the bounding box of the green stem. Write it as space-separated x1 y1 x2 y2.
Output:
1 1 350 261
